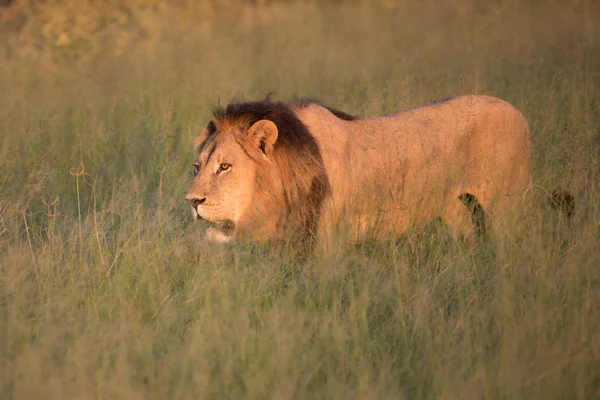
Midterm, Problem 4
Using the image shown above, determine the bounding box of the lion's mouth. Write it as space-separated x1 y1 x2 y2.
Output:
211 219 236 236
197 216 236 237
190 205 236 237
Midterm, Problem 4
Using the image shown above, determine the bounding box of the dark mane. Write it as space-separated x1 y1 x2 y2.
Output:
324 106 359 121
212 96 359 127
288 98 359 121
211 96 334 247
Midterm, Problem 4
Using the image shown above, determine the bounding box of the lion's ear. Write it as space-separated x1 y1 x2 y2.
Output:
245 119 278 157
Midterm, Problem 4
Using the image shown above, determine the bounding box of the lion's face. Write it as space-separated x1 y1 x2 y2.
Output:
185 119 280 242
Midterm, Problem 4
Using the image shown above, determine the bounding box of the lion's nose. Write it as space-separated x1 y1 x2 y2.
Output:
186 196 206 208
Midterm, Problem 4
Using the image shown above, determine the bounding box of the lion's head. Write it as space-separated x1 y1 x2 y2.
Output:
185 97 331 245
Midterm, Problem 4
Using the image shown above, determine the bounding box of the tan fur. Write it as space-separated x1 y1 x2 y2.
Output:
186 95 532 245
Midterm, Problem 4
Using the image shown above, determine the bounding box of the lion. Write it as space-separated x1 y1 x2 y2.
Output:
185 94 573 247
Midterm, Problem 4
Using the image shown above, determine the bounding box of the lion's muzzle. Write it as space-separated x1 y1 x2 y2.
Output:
185 194 206 220
186 195 206 209
185 194 237 237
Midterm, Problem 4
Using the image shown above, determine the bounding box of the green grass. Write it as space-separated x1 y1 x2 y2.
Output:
1 0 599 398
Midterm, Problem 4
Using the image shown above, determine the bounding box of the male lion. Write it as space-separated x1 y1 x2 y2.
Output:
185 94 570 246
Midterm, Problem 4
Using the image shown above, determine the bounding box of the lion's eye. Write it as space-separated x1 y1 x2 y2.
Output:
193 164 200 176
218 163 231 174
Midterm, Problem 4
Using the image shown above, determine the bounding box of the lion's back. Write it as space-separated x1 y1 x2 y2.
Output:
294 95 532 239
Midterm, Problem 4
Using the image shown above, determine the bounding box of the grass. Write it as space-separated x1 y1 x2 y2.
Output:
1 0 599 398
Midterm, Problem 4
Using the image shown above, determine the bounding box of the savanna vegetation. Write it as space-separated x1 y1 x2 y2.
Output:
0 0 599 398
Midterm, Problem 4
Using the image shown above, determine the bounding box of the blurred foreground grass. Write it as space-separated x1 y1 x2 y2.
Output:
0 0 599 398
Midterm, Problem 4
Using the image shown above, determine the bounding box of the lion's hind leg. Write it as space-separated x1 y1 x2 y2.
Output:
475 186 529 240
441 193 487 241
458 193 486 237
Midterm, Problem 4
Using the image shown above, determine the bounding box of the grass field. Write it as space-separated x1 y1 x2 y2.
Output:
1 0 599 398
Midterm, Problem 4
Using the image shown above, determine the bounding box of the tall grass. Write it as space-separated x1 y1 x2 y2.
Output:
1 0 599 398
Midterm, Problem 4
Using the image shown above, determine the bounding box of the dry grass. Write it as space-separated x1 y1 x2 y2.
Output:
0 0 599 398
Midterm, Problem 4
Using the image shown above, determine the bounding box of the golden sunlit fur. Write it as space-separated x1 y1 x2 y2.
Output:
186 94 535 246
